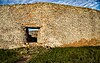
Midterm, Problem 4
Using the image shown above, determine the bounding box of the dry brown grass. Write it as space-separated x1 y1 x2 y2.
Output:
61 38 100 47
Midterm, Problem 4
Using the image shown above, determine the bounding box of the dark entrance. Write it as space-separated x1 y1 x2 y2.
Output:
25 27 40 42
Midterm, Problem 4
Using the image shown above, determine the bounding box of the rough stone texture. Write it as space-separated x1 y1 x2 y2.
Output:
0 2 100 48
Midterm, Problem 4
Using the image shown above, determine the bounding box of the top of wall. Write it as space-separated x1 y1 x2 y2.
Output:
0 2 100 12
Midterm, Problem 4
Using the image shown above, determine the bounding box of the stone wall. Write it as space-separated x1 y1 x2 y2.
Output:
0 2 100 48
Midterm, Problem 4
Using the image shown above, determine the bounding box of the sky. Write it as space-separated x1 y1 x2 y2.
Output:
0 0 100 10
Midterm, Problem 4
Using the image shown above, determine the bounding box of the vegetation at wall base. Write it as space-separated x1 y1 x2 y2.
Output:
0 46 100 63
0 49 21 63
28 46 100 63
0 46 48 63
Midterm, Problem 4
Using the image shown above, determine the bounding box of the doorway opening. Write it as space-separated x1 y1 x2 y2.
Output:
25 27 40 42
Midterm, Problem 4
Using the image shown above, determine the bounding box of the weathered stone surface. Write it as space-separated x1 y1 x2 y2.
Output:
61 38 100 47
0 2 100 48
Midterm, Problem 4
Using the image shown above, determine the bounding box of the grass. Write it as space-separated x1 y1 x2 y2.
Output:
0 46 100 63
0 46 48 63
28 46 100 63
0 49 21 63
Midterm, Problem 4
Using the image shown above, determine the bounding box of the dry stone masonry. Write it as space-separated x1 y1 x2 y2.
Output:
0 2 100 49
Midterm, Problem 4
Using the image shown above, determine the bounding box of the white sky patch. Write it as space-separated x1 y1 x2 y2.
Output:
28 29 39 31
92 4 99 9
89 2 98 7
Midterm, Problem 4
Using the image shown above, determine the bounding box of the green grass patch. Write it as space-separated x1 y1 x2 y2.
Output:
0 49 22 63
0 46 48 63
1 46 100 63
28 46 100 63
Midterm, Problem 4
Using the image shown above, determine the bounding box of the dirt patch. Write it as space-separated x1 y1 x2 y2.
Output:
61 38 100 47
15 56 29 63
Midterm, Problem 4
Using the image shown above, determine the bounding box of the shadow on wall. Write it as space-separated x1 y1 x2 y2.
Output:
27 35 37 42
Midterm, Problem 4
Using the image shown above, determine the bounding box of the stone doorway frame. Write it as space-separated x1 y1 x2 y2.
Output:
21 23 42 44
